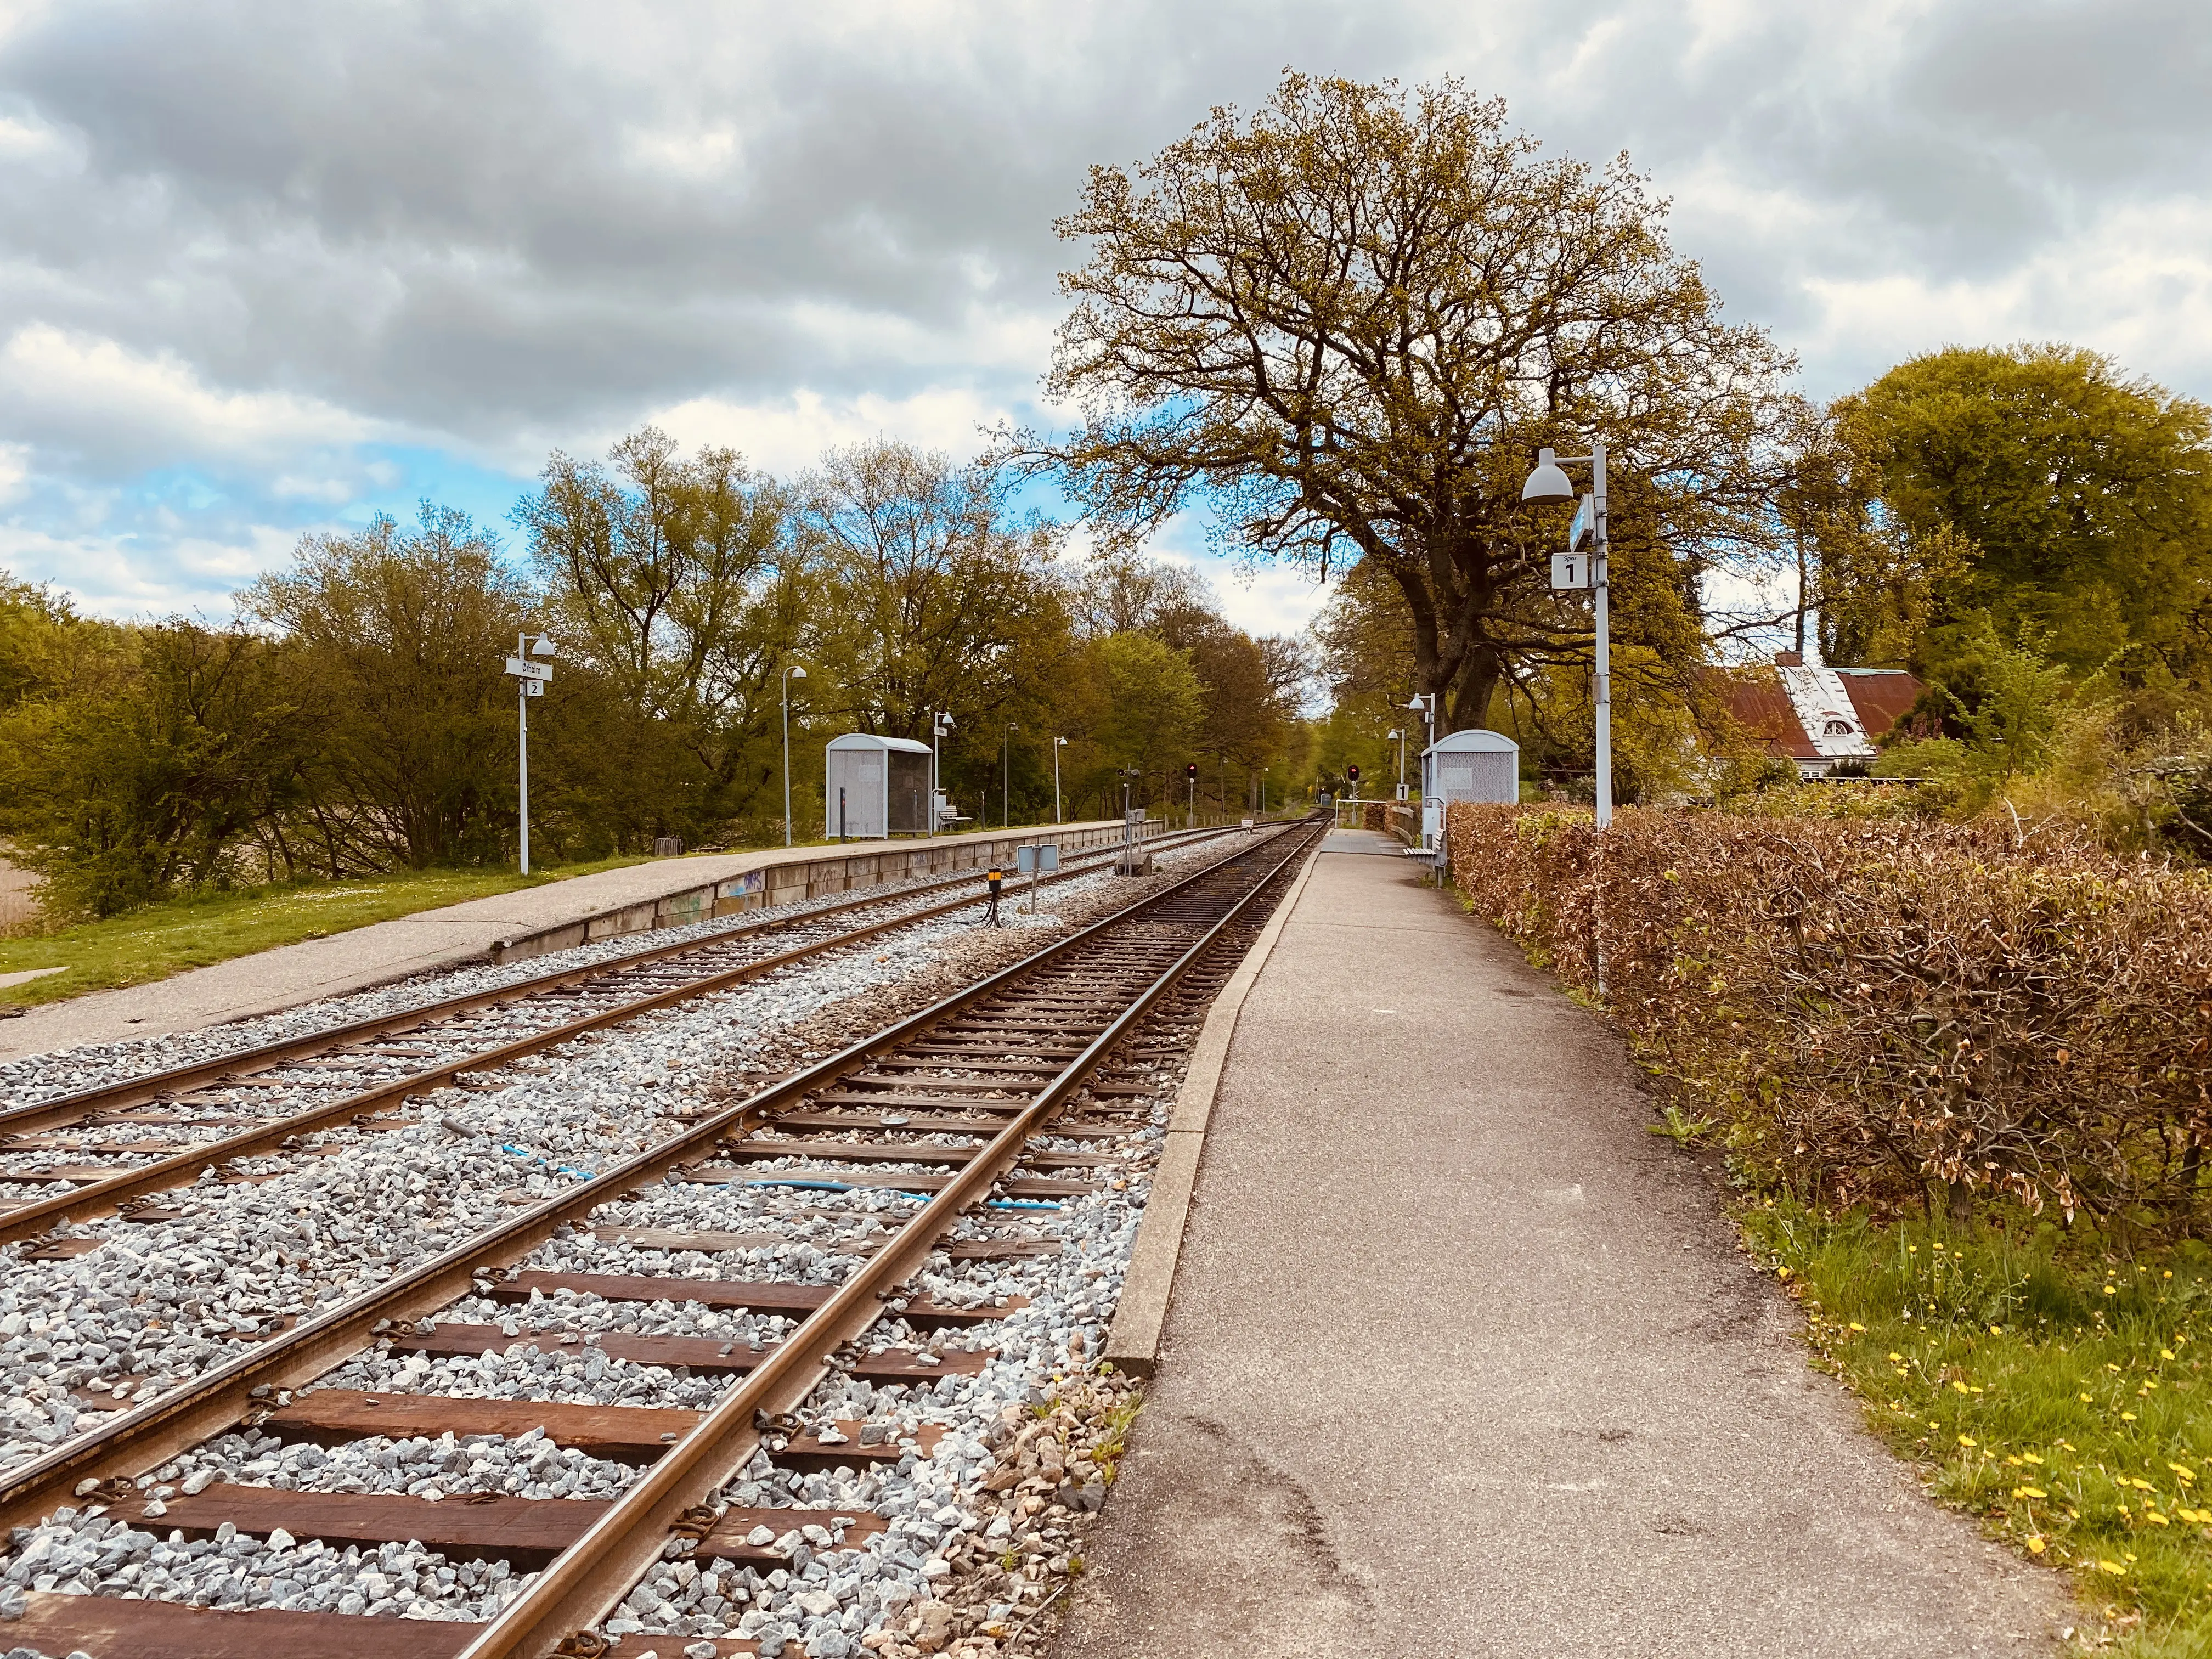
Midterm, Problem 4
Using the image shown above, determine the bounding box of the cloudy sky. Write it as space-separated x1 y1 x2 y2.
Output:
0 0 2204 634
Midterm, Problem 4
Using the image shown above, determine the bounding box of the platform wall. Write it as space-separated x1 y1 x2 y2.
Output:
487 821 1159 964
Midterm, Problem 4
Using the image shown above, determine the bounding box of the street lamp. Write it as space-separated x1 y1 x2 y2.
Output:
781 664 807 847
1387 729 1407 801
1406 693 1435 753
1521 441 1613 828
1053 736 1068 825
930 711 955 837
503 632 556 874
1003 723 1017 830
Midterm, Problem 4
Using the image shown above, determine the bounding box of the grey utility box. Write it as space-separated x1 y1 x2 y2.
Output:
825 733 934 839
1419 728 1521 854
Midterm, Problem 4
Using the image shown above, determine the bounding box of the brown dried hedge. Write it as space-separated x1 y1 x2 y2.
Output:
1447 804 2212 1231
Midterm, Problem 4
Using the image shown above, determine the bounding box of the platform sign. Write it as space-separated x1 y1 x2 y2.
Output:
505 657 553 681
1551 550 1593 591
1568 493 1595 551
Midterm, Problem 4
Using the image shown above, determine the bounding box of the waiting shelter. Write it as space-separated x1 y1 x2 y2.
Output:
1419 728 1521 856
824 733 933 839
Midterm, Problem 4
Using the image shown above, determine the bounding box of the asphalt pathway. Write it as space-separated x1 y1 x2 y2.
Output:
1052 831 2059 1657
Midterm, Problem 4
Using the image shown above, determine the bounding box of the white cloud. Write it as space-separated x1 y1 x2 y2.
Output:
1798 195 2212 387
643 386 1011 473
1 0 2208 624
0 325 376 469
0 520 295 618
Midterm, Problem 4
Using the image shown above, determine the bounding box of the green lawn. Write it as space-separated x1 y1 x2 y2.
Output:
1746 1200 2212 1654
0 856 648 1009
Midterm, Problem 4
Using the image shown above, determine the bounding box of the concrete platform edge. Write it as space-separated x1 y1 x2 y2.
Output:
487 820 1134 964
1102 841 1322 1379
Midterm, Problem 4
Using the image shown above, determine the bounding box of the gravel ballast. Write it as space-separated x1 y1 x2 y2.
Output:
0 828 1289 1659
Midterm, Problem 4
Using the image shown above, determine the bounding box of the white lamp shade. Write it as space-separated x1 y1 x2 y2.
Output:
1520 447 1575 501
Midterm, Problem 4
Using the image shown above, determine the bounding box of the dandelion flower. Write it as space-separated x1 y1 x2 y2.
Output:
1959 1435 1978 1448
1849 1322 1866 1333
2098 1560 2128 1575
2027 1536 2046 1554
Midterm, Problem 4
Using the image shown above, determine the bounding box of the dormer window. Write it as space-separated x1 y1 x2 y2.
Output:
1822 719 1854 736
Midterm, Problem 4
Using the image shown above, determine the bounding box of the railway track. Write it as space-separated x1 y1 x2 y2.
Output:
0 818 1322 1659
0 825 1247 1250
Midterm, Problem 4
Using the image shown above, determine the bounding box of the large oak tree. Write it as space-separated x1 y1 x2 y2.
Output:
1017 73 1798 728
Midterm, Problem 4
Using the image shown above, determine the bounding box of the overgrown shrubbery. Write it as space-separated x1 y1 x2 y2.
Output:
1448 804 2212 1234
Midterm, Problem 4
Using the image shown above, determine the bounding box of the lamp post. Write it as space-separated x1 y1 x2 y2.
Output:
503 633 556 874
781 664 807 847
930 711 955 836
1053 736 1067 824
1388 728 1407 801
1003 723 1017 830
1521 439 1613 828
1522 438 1617 998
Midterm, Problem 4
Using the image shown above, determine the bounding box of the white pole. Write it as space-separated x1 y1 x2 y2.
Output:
1053 740 1063 825
1593 438 1613 832
517 631 531 877
929 715 938 839
781 671 794 848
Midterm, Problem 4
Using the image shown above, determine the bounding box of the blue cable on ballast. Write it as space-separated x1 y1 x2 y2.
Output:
500 1143 597 1180
733 1176 1060 1212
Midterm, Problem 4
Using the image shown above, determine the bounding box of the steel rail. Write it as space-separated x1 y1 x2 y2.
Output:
0 821 1312 1534
454 822 1323 1659
0 825 1252 1243
0 822 1249 1139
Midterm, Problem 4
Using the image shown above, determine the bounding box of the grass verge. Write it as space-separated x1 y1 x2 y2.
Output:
0 856 648 1010
1746 1199 2212 1653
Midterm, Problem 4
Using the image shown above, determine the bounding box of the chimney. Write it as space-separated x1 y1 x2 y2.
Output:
1774 651 1803 668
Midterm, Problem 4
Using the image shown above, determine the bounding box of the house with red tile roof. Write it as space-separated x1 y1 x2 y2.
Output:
1712 653 1925 777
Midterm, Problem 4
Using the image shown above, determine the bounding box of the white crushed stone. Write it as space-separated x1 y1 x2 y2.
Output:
0 828 1269 1654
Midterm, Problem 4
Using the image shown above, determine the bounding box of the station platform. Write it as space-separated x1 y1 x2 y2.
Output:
0 820 1128 1063
1056 831 2056 1656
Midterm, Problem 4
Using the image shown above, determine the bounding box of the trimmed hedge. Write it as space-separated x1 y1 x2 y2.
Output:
1447 804 2212 1231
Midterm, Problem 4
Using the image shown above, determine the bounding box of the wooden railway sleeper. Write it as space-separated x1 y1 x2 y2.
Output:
0 823 1314 1538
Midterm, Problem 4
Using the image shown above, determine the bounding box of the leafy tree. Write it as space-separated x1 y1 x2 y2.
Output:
795 441 1073 822
1069 552 1309 814
1834 345 2212 678
1057 631 1205 814
1016 72 1796 730
2 620 319 915
247 507 527 868
518 427 805 847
